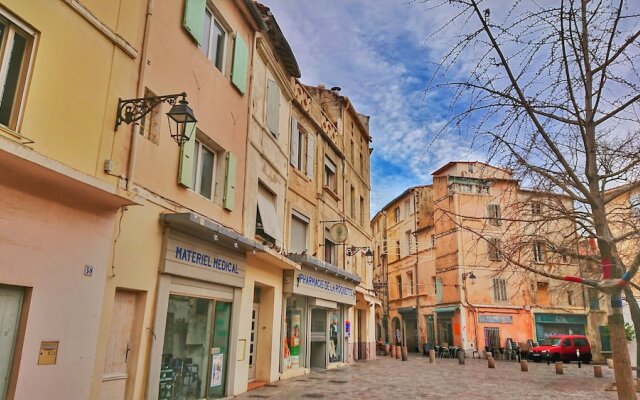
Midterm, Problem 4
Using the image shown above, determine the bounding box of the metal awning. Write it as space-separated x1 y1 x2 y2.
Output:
434 306 459 313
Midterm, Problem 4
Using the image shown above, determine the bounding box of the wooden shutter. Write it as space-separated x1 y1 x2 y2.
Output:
231 34 248 95
290 117 299 168
306 133 314 177
223 152 237 211
266 80 280 135
183 0 206 44
178 125 197 187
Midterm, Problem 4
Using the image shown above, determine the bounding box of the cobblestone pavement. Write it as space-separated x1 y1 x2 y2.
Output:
235 355 619 399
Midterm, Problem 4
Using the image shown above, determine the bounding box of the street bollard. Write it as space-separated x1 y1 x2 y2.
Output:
488 357 495 369
401 346 408 361
555 362 563 375
486 351 493 359
395 346 401 359
458 350 465 365
520 360 528 372
594 365 602 378
429 349 436 364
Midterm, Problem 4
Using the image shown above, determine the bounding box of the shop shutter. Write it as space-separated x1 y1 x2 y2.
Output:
178 125 197 187
305 134 314 177
231 34 248 95
223 152 236 211
290 117 299 168
183 0 206 44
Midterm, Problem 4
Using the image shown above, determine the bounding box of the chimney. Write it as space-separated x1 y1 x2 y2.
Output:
331 86 342 95
318 84 325 89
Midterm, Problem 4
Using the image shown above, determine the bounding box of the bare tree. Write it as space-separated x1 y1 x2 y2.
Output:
424 0 640 397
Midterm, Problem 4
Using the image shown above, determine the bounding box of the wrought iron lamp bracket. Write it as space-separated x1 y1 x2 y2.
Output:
115 92 187 130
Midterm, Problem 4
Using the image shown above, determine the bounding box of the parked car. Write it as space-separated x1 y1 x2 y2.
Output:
529 335 592 363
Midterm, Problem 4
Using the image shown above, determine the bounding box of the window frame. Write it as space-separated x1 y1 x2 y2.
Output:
0 11 36 131
200 5 229 73
492 278 508 302
533 241 546 263
191 138 218 200
323 157 337 193
407 271 414 295
396 275 403 298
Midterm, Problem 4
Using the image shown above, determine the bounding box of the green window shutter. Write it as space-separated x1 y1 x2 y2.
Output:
305 134 315 177
183 0 206 44
231 34 249 95
223 151 237 211
178 123 197 187
290 117 299 168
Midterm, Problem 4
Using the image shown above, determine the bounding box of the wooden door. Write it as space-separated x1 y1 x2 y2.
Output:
0 285 23 400
101 290 136 400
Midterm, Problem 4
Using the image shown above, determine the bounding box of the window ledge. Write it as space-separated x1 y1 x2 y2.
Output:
323 186 340 201
291 167 311 182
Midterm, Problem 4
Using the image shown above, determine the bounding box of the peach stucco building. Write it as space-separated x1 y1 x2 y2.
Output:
373 162 589 357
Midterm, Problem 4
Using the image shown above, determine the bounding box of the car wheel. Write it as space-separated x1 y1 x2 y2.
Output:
553 353 561 362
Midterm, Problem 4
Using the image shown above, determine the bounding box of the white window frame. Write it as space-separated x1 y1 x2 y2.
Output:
407 271 414 295
201 6 228 73
192 139 218 200
323 157 337 192
0 9 36 131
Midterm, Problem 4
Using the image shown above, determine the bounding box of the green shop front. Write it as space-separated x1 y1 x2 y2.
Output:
283 255 359 377
534 313 588 340
148 214 258 400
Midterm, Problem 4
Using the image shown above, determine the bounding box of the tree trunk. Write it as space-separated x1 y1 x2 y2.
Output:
624 287 640 380
609 293 637 399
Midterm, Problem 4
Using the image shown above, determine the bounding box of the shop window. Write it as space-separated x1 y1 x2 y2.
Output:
484 327 500 350
492 278 507 302
323 157 337 193
200 7 227 72
487 204 501 226
283 296 306 370
328 308 343 363
160 295 231 399
289 210 309 254
0 12 35 130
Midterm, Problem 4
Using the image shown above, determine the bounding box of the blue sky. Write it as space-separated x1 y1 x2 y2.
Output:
263 1 483 214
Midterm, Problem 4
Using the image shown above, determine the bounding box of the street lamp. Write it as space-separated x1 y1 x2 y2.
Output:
115 92 197 145
347 246 374 264
462 271 477 285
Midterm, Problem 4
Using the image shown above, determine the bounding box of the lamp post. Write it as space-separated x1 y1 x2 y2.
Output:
115 92 197 145
462 271 478 357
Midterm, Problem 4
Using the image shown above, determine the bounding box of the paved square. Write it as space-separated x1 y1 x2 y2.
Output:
236 356 618 399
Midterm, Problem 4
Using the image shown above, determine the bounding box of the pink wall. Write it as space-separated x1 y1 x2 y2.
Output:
0 183 118 399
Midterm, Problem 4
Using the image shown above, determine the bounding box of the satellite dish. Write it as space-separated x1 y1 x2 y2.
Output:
330 223 349 243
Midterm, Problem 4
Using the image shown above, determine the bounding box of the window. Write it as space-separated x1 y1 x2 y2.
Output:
191 138 218 199
405 231 413 255
567 290 574 306
492 278 507 302
407 271 414 295
487 204 501 226
531 201 542 215
468 163 474 174
396 275 403 298
290 119 314 177
360 196 365 226
0 285 24 400
533 241 546 263
323 157 337 192
359 153 364 176
484 327 500 350
266 79 280 135
290 210 309 254
350 186 355 217
139 88 160 144
0 13 34 129
324 228 338 265
395 207 401 223
200 7 227 71
537 282 550 305
256 183 282 244
561 250 570 264
588 288 600 310
487 238 502 261
396 240 401 260
350 139 354 162
405 200 411 219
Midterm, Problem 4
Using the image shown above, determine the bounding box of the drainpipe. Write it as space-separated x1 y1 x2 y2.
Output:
454 188 469 351
126 0 155 191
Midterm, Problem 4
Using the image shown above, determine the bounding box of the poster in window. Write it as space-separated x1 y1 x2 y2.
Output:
290 312 301 368
210 353 224 387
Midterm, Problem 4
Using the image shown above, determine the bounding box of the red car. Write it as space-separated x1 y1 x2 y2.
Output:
529 334 592 363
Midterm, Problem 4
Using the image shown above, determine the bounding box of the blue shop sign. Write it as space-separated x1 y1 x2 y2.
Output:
174 246 239 275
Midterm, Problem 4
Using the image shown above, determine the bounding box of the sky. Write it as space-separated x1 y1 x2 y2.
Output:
263 1 484 215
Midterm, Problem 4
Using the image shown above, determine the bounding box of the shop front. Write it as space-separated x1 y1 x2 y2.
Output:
283 255 360 377
147 213 261 400
534 313 588 341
